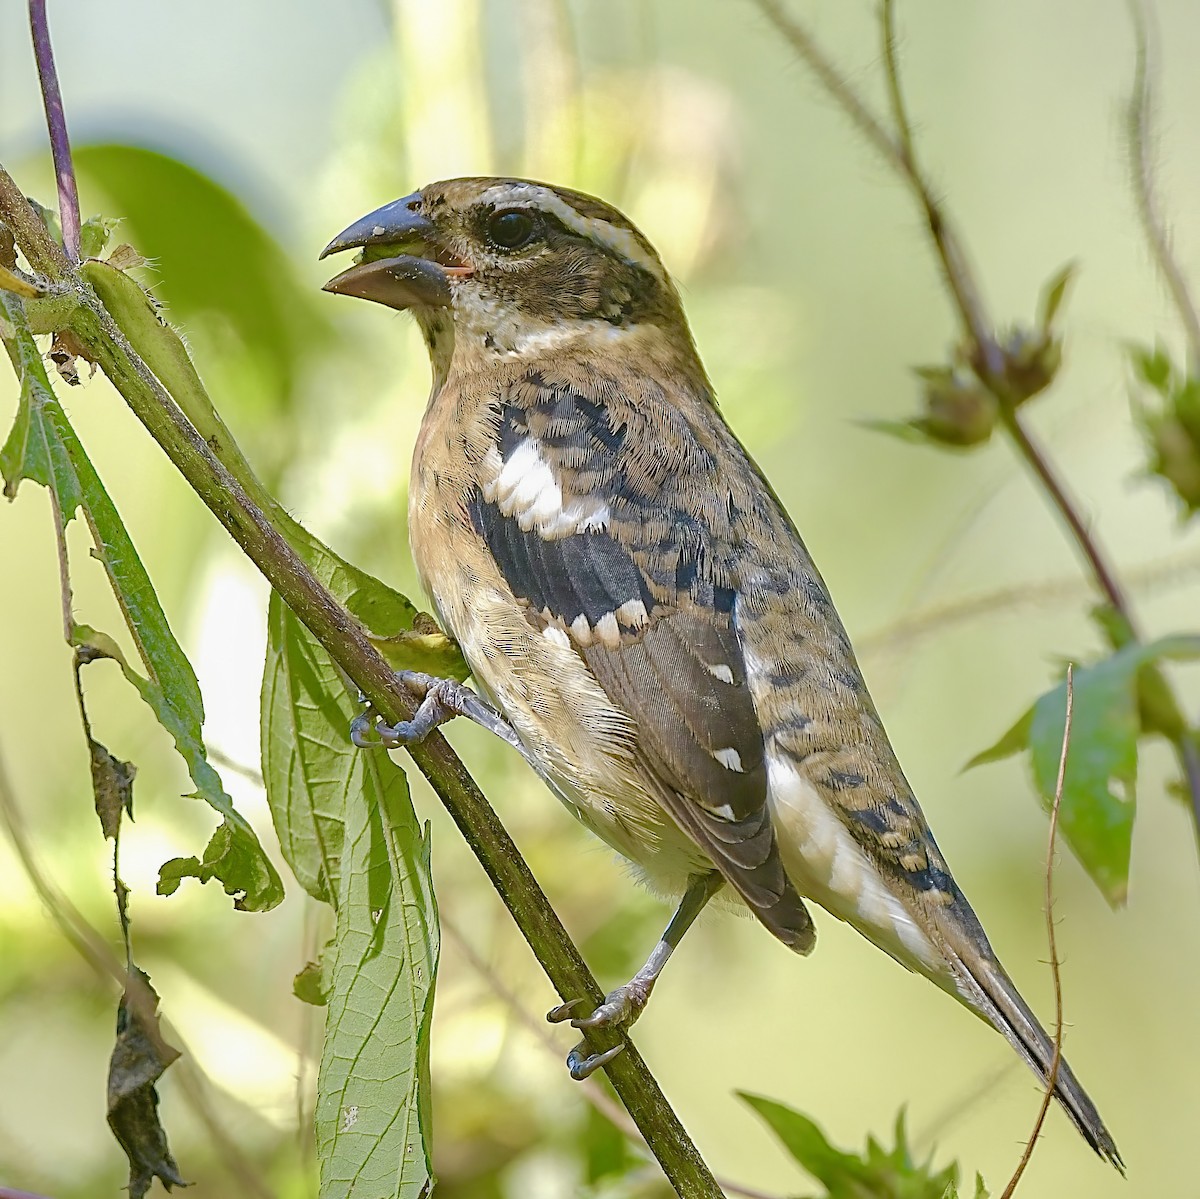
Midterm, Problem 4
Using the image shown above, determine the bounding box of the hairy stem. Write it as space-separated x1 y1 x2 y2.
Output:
1127 0 1200 368
0 163 724 1199
27 0 80 262
999 665 1071 1199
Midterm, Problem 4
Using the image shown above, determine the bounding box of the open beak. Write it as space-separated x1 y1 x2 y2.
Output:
320 193 468 311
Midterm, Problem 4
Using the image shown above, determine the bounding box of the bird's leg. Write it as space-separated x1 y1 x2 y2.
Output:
547 870 725 1080
350 670 525 754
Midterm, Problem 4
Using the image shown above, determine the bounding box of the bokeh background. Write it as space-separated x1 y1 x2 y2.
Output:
3 1 1199 1196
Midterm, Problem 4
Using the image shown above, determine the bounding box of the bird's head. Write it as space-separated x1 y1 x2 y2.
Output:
321 177 693 368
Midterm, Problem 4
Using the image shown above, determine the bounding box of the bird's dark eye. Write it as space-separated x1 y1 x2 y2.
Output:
486 208 540 251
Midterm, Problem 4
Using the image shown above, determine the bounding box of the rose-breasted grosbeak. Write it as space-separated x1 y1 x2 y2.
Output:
321 177 1120 1168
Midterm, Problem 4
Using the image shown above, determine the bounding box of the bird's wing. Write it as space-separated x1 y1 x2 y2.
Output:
467 365 814 950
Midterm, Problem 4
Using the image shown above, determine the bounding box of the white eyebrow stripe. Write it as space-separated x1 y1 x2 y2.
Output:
476 182 665 281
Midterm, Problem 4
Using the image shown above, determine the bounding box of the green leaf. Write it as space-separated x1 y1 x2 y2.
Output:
74 144 331 416
317 766 438 1199
260 534 439 905
372 626 471 682
0 291 282 911
1 297 83 509
739 1093 962 1198
963 708 1032 771
970 635 1200 906
1129 341 1173 395
1036 261 1076 330
79 213 118 260
294 953 333 1007
856 417 934 446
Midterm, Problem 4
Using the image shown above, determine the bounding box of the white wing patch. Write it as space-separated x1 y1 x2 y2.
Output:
482 441 610 537
764 750 936 968
713 747 745 772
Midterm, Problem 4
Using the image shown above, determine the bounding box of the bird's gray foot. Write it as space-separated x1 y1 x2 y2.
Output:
545 976 658 1080
350 670 521 750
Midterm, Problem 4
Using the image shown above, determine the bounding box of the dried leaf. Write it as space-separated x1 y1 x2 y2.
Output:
88 737 136 840
107 969 186 1199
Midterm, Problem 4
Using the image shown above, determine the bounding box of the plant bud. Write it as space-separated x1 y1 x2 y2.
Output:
914 365 998 447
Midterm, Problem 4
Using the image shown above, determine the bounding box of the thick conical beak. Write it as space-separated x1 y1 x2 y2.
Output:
320 193 457 311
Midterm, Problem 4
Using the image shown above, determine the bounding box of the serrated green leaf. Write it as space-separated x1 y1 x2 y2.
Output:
741 1092 873 1190
739 1093 962 1198
261 535 434 905
1 294 83 509
157 816 281 911
975 635 1200 906
0 291 281 911
317 765 437 1199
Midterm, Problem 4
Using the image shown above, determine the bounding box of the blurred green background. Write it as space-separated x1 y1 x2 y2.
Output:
2 1 1199 1196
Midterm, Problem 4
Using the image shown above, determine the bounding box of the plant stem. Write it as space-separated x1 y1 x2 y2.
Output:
755 0 1200 849
1127 0 1200 369
999 410 1129 616
27 0 80 262
999 665 1072 1199
0 163 724 1199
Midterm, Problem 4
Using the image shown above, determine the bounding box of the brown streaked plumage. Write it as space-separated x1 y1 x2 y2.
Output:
322 176 1121 1168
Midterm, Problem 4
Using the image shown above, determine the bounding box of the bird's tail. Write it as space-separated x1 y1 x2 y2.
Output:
942 941 1124 1172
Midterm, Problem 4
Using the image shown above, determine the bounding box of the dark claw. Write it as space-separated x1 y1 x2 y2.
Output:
547 998 589 1024
566 1040 625 1080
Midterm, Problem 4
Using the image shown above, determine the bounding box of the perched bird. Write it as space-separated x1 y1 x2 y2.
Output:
321 177 1121 1168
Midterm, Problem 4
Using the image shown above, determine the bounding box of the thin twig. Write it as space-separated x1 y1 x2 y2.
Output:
912 1060 1019 1155
859 544 1200 662
1127 0 1200 369
206 744 266 787
0 163 725 1199
442 915 643 1139
27 0 80 262
876 0 1001 380
999 665 1072 1199
999 410 1130 617
748 0 900 169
